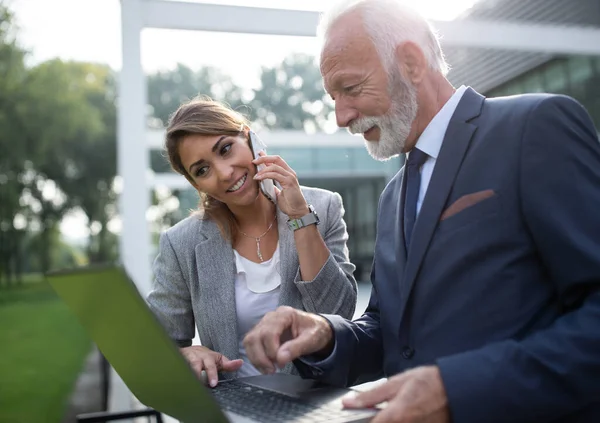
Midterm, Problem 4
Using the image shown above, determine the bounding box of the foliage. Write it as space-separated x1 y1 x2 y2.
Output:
1 0 333 278
0 3 32 283
148 63 245 128
0 1 119 280
248 53 334 132
147 54 333 132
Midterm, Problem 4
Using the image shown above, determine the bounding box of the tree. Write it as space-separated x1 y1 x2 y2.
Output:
0 2 30 284
52 62 118 264
2 58 121 272
147 63 244 128
248 53 334 132
0 2 121 278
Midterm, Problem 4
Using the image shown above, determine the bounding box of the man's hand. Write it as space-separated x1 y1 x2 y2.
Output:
343 366 450 423
180 346 243 387
243 306 334 374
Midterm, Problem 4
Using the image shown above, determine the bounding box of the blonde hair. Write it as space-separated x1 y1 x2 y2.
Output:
165 96 249 240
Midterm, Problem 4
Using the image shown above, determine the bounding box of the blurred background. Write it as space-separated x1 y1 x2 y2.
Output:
0 0 598 422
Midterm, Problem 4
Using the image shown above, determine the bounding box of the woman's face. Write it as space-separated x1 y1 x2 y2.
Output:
178 132 260 208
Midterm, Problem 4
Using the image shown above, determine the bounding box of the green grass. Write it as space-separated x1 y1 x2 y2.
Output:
0 277 92 423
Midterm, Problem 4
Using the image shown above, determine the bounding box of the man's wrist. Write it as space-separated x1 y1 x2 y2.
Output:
313 316 335 358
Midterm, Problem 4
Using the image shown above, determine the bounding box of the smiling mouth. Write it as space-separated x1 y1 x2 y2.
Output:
227 174 247 193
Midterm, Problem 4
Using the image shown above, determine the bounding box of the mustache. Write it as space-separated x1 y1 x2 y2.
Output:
349 116 380 135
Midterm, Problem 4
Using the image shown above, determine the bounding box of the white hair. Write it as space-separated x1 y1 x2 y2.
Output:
317 0 449 76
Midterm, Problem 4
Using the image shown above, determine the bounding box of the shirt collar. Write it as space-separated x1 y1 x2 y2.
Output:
414 85 468 160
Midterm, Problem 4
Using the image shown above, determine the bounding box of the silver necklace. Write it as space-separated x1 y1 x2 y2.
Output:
239 215 277 262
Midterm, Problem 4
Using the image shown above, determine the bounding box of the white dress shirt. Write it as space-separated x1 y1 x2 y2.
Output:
233 244 281 377
410 85 468 215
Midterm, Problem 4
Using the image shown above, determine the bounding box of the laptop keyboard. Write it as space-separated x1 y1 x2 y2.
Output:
210 379 373 422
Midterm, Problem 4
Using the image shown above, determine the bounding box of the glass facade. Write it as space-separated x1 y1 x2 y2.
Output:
487 55 600 130
263 146 401 177
299 175 388 281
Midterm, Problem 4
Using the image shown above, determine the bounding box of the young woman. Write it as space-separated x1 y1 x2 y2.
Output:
146 98 357 387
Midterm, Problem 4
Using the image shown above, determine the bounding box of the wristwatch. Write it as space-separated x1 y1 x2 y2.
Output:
287 204 320 231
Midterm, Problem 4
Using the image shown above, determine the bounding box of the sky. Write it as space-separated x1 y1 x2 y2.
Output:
11 0 478 88
8 0 478 240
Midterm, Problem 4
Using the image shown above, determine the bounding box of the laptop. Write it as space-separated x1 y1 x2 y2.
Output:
47 265 378 422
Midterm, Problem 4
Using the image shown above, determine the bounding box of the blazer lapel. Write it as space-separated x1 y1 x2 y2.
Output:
276 208 303 310
194 222 239 362
399 88 485 317
275 210 303 376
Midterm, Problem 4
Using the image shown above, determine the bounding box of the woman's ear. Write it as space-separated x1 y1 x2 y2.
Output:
241 124 251 138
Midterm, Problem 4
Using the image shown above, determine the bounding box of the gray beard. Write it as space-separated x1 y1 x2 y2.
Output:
350 70 418 161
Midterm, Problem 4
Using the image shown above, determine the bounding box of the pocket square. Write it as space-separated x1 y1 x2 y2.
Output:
440 189 496 221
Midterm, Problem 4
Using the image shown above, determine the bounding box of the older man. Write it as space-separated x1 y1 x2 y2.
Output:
243 1 600 422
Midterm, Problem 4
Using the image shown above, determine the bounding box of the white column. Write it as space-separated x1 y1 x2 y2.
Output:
112 0 151 417
119 0 151 296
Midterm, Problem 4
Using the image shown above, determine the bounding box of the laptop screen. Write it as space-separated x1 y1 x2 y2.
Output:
47 265 227 422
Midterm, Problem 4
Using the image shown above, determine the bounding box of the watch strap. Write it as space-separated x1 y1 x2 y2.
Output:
287 205 319 231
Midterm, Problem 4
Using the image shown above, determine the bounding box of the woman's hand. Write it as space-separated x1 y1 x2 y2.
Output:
180 346 243 387
253 153 309 218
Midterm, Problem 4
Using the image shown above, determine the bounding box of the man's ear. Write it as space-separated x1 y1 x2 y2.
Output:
395 41 427 85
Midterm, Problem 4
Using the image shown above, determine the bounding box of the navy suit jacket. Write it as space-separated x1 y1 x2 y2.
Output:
297 88 600 423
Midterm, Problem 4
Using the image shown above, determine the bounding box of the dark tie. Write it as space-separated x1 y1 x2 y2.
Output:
404 148 428 250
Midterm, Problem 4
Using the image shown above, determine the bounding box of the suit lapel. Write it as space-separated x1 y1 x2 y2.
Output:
399 88 484 316
194 222 239 361
275 208 303 376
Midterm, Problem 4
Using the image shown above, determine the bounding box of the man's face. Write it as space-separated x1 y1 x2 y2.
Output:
320 16 418 160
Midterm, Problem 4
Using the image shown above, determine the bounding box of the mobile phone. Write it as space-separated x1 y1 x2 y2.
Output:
248 130 280 204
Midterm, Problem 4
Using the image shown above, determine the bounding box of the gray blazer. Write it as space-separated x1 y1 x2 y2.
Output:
147 186 357 378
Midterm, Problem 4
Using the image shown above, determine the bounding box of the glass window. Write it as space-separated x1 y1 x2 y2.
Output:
522 72 545 93
594 56 600 75
503 80 525 95
177 189 200 213
488 87 503 97
351 148 390 171
150 149 172 173
269 147 314 173
315 147 353 172
568 56 593 85
544 62 568 93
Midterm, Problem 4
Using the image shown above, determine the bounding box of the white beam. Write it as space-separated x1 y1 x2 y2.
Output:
435 19 600 56
142 1 318 37
146 128 367 149
119 0 151 296
141 1 600 56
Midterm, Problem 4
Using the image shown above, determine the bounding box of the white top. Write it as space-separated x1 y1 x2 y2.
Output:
412 85 468 215
233 244 282 377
